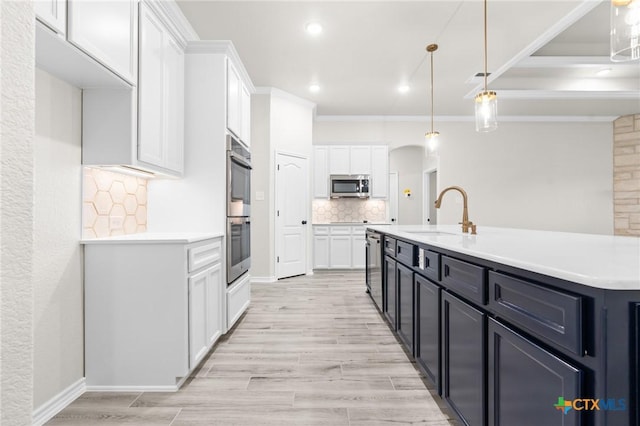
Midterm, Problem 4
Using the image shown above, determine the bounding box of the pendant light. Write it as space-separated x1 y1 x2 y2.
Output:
474 0 497 132
611 0 640 62
425 43 439 154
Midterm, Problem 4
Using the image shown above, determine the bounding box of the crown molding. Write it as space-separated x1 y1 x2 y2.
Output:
143 0 199 47
487 90 640 100
315 115 617 123
254 87 317 110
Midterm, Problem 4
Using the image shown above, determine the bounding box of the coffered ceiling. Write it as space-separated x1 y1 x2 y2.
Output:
176 0 640 119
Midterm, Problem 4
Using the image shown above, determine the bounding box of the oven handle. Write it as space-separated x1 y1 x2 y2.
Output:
229 151 252 169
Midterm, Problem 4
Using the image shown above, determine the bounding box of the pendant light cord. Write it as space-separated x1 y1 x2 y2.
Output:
483 0 488 92
430 50 434 133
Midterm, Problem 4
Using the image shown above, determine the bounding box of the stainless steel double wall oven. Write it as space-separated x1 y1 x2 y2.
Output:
226 134 251 284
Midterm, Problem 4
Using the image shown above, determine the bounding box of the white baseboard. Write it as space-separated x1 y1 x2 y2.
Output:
84 384 180 392
251 276 276 283
32 378 86 426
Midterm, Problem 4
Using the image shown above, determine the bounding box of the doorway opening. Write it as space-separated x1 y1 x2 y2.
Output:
423 169 438 225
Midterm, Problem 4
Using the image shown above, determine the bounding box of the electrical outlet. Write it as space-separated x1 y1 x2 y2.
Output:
110 215 124 229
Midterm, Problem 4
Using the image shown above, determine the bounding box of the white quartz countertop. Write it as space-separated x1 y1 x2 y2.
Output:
81 232 223 244
366 225 640 290
313 222 391 225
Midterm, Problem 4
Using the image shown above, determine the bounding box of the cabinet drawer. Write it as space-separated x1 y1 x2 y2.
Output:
330 226 352 235
417 248 440 282
188 240 221 273
396 240 415 267
441 256 486 305
384 237 396 256
314 226 329 236
488 271 583 355
351 226 365 237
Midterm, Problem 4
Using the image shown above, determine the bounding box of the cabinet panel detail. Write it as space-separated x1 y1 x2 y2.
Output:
396 240 415 267
416 274 440 392
488 318 582 426
397 263 414 353
384 256 397 330
442 291 485 426
441 256 486 305
417 248 440 282
488 271 583 355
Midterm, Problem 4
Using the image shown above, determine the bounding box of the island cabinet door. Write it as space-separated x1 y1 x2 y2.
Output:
384 255 397 330
442 291 485 426
488 318 582 426
397 263 414 353
415 274 440 393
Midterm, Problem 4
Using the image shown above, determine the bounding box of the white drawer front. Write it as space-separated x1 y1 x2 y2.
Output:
313 226 330 236
188 240 222 272
330 226 352 235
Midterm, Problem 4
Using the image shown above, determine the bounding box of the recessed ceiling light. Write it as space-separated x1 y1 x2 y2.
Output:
596 68 612 77
398 85 410 94
309 84 320 93
305 22 323 35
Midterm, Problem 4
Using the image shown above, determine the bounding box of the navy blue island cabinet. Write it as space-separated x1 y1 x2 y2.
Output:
370 227 640 426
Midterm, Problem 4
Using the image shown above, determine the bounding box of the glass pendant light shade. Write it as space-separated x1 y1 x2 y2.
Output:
611 0 640 62
425 131 440 154
474 90 498 132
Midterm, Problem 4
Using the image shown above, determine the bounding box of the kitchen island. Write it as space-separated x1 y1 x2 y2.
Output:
366 224 640 426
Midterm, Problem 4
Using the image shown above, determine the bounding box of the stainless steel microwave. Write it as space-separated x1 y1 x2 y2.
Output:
330 175 370 198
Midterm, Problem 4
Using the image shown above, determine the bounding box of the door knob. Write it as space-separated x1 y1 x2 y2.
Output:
301 220 307 225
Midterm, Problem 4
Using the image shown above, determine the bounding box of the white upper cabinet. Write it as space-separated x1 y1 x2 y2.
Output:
227 60 241 138
349 146 372 175
313 146 329 198
35 0 66 35
227 59 251 146
67 0 138 84
371 145 389 199
138 2 184 175
329 146 351 175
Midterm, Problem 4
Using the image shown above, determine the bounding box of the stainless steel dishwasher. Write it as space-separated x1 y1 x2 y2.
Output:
366 230 383 312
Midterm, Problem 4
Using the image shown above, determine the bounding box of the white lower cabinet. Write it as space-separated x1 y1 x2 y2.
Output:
84 237 223 390
313 225 366 269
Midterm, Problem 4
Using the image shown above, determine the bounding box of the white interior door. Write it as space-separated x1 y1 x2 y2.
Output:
389 172 398 224
423 169 438 225
276 152 308 279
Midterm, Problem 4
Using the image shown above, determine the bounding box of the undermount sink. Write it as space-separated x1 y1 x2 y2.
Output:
404 230 456 237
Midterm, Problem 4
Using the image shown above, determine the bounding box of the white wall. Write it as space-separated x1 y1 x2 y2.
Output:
34 69 84 409
314 119 614 234
389 146 424 225
1 2 35 424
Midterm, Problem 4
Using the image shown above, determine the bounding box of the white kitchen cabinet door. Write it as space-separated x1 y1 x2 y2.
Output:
227 60 241 138
329 236 352 269
352 235 367 269
313 235 330 269
240 84 251 146
349 146 372 175
188 267 209 369
138 3 184 175
35 0 66 35
67 0 137 84
138 4 165 168
313 146 329 198
164 35 185 174
206 263 222 347
329 146 350 175
371 145 389 199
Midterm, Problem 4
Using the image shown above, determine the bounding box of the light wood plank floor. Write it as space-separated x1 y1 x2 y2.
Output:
48 271 459 425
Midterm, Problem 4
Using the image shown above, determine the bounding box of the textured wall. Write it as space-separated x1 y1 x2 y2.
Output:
1 1 35 424
613 114 640 236
34 69 84 409
312 199 387 223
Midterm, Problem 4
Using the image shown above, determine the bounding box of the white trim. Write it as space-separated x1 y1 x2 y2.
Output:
465 0 602 98
32 378 86 426
315 115 617 123
84 384 181 392
151 0 199 42
491 90 640 100
251 276 277 283
512 56 626 68
254 87 317 110
185 41 255 92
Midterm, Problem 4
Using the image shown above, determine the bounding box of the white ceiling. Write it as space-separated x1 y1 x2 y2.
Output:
176 0 640 118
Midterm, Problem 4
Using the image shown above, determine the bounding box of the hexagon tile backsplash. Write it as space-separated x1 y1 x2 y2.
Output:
83 167 147 238
312 199 387 223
